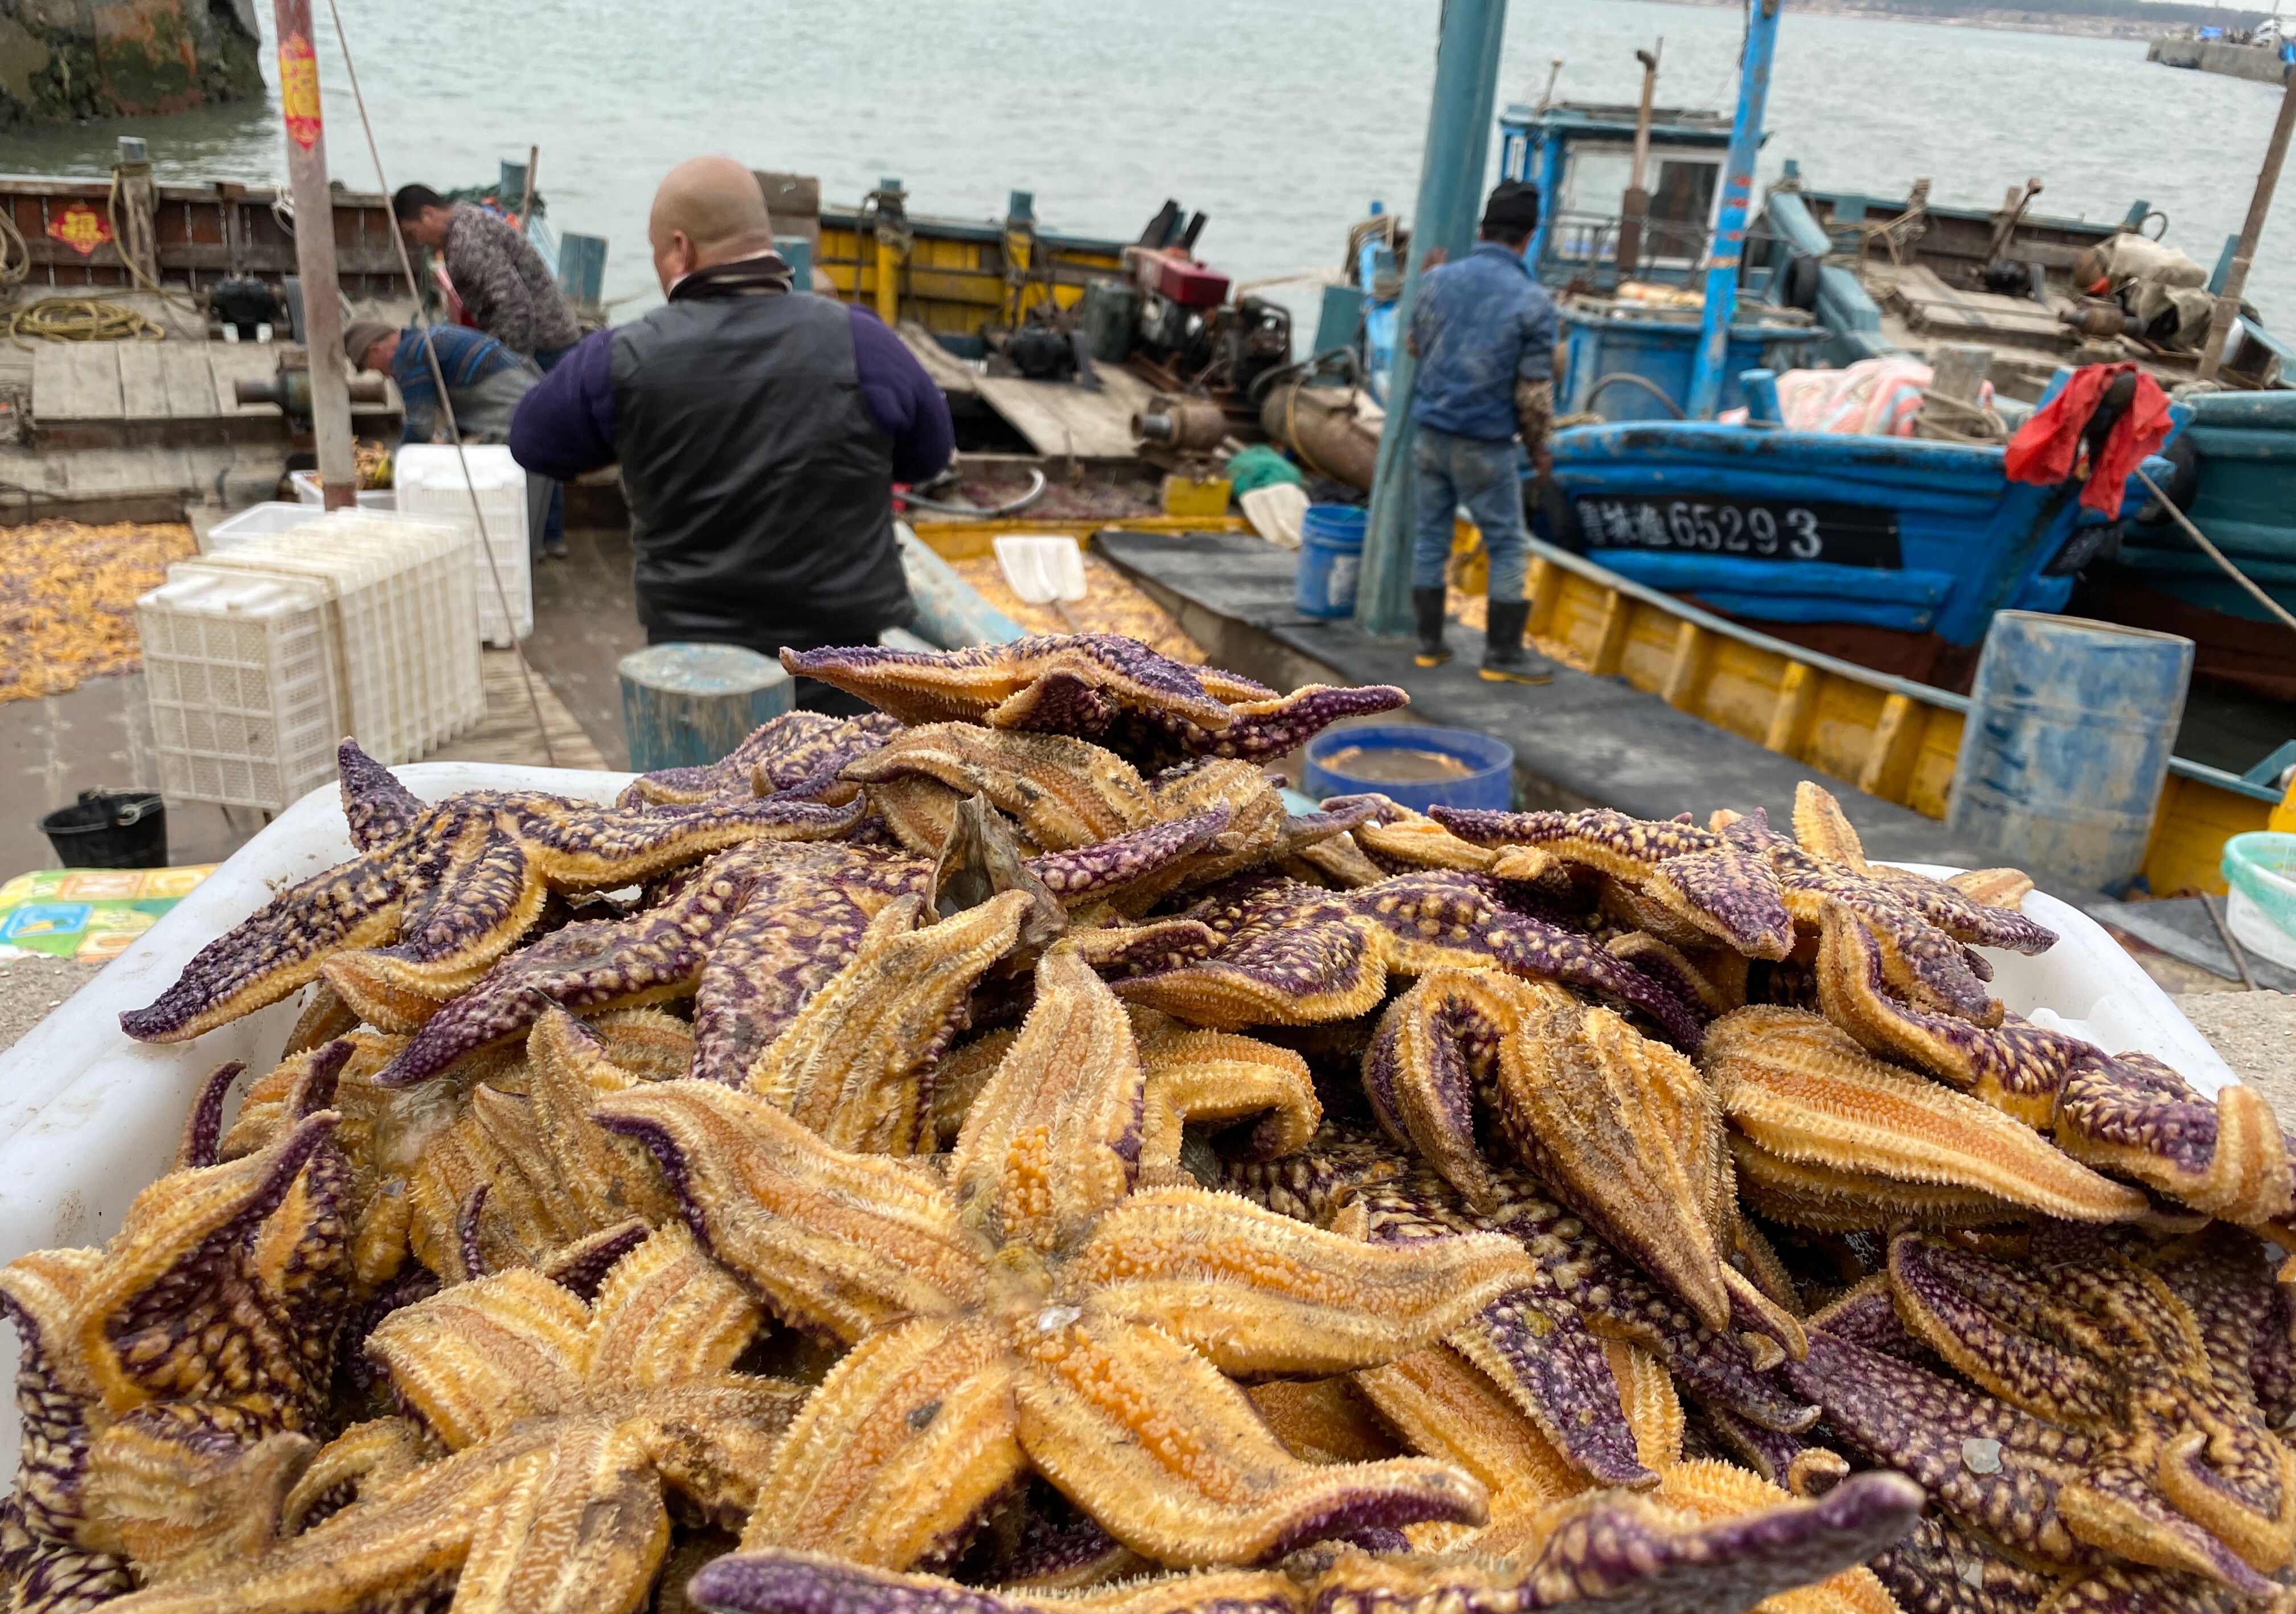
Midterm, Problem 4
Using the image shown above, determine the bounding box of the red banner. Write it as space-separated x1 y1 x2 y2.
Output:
278 31 321 149
46 202 112 257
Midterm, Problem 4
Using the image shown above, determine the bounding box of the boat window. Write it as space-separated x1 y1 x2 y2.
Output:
1551 144 1722 267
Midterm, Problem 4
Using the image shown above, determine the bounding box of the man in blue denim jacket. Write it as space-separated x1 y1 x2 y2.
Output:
1406 181 1558 682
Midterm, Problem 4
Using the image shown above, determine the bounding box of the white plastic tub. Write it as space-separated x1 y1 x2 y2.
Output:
0 819 2236 1478
0 763 629 1477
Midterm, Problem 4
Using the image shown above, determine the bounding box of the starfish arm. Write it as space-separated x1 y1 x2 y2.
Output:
691 851 933 1085
2057 1454 2280 1596
1466 900 1708 1052
1016 1314 1488 1567
1705 1007 2151 1224
336 740 424 853
1786 786 2055 957
1446 1293 1655 1489
78 1411 311 1579
448 1418 671 1614
372 883 731 1087
1336 1470 1922 1614
1360 971 1537 1210
1729 1135 2047 1232
69 1112 343 1420
520 792 868 884
686 1550 1301 1614
333 820 551 1025
0 1501 135 1612
364 1268 591 1448
1136 1025 1321 1174
97 1428 541 1613
1114 909 1388 1031
593 1082 984 1341
619 1376 810 1534
119 856 408 1042
1787 882 2000 1027
583 1224 762 1395
1884 1235 2124 1429
1486 996 1737 1336
1785 1329 2102 1571
840 725 1160 849
2037 1564 2265 1614
2149 1228 2296 1428
521 1012 678 1233
746 891 1031 1155
1814 920 2081 1125
1170 685 1411 763
1867 1513 2060 1614
949 947 1145 1253
1029 810 1232 906
1064 1185 1539 1377
2053 1052 2295 1224
1351 1345 1608 1513
740 1316 1026 1570
1338 798 1502 874
784 637 1234 734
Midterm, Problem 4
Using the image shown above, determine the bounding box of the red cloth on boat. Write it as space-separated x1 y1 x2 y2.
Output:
2002 362 2172 518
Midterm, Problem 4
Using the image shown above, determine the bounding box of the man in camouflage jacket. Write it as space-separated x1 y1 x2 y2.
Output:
395 185 580 368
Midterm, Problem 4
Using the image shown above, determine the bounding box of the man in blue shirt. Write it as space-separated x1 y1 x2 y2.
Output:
346 320 559 557
1406 181 1559 683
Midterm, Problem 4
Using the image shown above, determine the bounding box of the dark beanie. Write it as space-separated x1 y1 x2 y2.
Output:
1482 181 1541 238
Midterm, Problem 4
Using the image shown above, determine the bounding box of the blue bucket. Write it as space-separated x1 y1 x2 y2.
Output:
1294 503 1367 619
1303 723 1515 814
1945 612 2193 890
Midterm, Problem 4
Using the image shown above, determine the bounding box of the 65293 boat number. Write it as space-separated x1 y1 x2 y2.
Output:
1571 497 1903 569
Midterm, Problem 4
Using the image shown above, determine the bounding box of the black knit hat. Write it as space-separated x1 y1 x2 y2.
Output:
1481 181 1542 239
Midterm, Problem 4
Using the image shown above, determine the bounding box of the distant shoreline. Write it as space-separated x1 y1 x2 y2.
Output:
1627 0 2221 42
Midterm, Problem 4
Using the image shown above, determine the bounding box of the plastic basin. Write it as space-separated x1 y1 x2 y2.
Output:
1303 723 1514 813
2223 831 2296 970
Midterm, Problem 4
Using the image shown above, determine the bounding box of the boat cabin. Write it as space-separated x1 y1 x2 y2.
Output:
1496 100 1736 289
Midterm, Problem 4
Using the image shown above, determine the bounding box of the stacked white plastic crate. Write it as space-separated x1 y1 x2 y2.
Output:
393 445 532 647
138 511 487 812
136 571 343 810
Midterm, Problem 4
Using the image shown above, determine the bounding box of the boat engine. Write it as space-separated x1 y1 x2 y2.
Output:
1130 240 1232 371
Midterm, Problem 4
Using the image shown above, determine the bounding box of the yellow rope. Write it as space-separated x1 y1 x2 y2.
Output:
7 293 167 349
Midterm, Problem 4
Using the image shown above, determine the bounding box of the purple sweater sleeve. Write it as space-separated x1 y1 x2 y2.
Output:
509 327 617 481
848 307 954 484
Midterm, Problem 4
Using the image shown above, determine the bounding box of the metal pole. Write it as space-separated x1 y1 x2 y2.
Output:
272 0 357 509
1617 44 1661 281
2197 62 2296 382
1354 0 1510 639
518 145 538 235
1686 0 1782 420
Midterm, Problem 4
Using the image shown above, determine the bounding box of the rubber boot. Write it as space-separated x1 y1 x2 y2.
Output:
1412 588 1453 667
1481 599 1556 685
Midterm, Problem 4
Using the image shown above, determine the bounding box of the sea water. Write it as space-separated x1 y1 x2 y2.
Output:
5 0 2289 332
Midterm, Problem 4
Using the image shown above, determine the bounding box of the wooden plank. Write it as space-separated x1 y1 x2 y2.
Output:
158 345 215 417
114 343 169 419
972 364 1158 458
31 346 124 421
896 322 981 396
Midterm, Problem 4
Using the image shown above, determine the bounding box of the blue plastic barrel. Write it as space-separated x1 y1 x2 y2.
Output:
1294 503 1367 619
1303 723 1514 814
1945 612 2194 890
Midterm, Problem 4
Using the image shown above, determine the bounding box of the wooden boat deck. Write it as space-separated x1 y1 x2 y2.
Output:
893 322 1163 458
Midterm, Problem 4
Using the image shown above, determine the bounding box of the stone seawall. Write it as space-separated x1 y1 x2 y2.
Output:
0 0 262 129
2148 35 2291 85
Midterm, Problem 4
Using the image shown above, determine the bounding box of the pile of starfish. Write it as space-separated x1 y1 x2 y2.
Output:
2 632 2285 1614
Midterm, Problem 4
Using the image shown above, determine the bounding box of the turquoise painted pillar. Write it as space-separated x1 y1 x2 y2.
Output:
1353 0 1511 639
1686 0 1784 420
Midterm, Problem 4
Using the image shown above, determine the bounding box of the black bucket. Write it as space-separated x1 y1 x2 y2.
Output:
38 789 168 869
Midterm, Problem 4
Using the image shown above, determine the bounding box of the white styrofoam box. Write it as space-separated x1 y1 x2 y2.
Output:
394 444 532 646
1889 864 2236 1095
206 502 315 552
136 571 342 810
288 469 395 510
184 513 483 765
0 761 634 1481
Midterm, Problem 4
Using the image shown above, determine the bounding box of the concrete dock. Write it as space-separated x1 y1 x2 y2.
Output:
2147 36 2290 85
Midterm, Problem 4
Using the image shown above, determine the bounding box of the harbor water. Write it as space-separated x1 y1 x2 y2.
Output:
5 0 2294 334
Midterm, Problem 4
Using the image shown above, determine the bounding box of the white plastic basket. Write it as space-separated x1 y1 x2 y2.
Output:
135 571 342 810
179 513 483 766
393 444 532 647
206 502 316 553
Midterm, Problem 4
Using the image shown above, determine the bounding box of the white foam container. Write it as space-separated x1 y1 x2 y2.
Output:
0 832 2239 1480
393 444 532 647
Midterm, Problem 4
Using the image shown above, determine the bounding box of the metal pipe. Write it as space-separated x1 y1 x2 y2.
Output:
1354 0 1511 638
1617 43 1661 278
2197 63 2296 382
1687 0 1782 421
271 0 357 508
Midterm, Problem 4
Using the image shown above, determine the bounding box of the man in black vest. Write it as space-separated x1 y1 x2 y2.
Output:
509 155 953 713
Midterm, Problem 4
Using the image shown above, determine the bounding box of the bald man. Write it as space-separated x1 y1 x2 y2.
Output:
510 156 952 710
